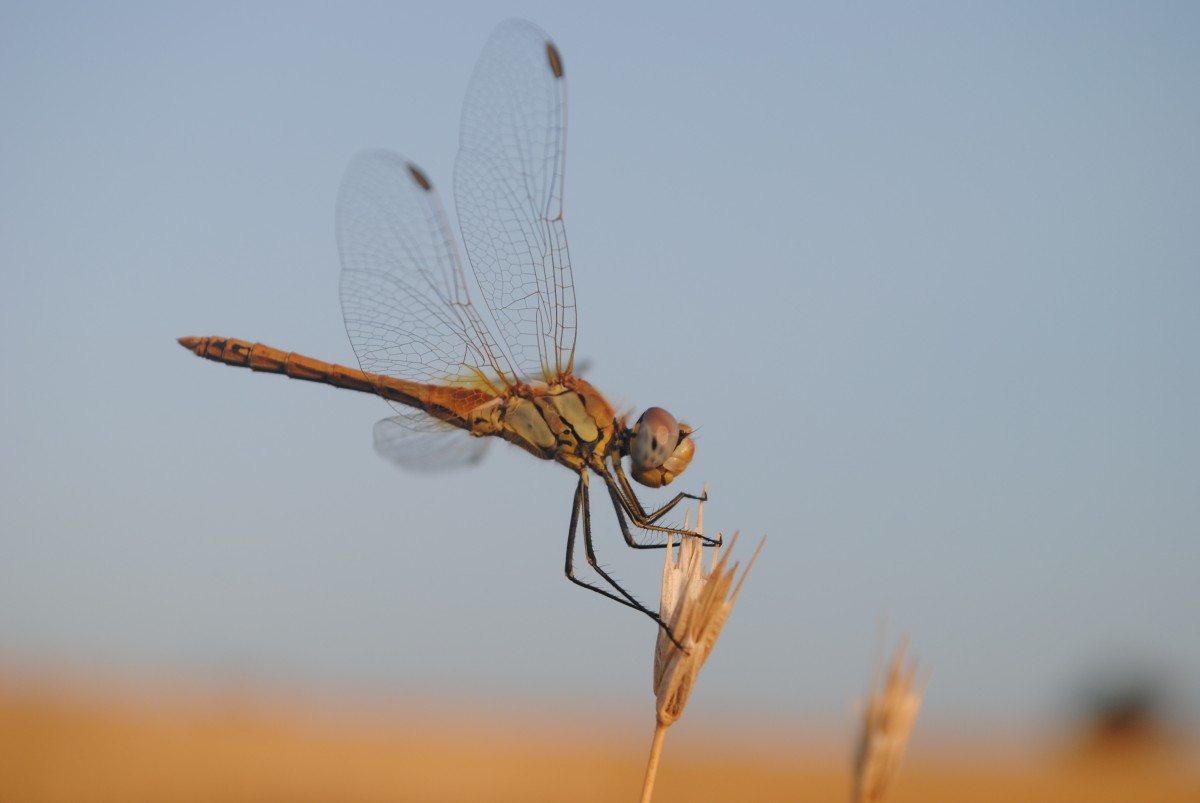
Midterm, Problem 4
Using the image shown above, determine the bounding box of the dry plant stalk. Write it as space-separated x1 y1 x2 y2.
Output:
639 495 765 803
851 641 924 803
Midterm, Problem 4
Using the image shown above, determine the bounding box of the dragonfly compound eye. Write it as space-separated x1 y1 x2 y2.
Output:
632 407 680 471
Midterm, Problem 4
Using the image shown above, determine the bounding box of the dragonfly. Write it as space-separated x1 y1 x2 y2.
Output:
178 20 715 634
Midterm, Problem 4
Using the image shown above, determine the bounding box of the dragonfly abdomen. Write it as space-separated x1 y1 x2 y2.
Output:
177 336 496 428
178 335 369 386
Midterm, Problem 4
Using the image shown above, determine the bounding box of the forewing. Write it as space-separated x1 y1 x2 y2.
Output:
373 416 490 471
455 19 577 384
338 150 518 435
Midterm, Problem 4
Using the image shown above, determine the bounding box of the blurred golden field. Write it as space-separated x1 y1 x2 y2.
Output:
1 675 1195 803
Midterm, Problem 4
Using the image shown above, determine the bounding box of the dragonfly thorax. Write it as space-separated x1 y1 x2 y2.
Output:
467 377 621 472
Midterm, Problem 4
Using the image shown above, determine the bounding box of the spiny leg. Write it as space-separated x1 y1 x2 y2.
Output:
602 464 720 548
564 470 682 646
611 455 711 529
605 482 666 549
565 470 642 608
604 478 721 550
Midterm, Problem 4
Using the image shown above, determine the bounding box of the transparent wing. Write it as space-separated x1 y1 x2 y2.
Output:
338 150 518 435
455 19 577 384
373 416 490 471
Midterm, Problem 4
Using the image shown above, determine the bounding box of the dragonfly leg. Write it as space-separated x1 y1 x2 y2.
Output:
564 471 683 647
612 456 710 525
602 464 721 548
604 481 666 549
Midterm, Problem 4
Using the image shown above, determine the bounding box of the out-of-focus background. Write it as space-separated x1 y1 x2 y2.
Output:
2 1 1197 800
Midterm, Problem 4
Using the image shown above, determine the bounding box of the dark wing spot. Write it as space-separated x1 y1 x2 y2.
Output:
406 163 433 191
545 42 564 78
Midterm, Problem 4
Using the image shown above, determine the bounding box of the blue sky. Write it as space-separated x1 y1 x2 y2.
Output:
2 1 1197 742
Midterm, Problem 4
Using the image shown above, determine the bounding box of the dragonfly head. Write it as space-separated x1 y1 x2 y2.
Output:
629 407 695 488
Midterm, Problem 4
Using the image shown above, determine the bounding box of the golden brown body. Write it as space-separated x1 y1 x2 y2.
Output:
178 335 621 474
